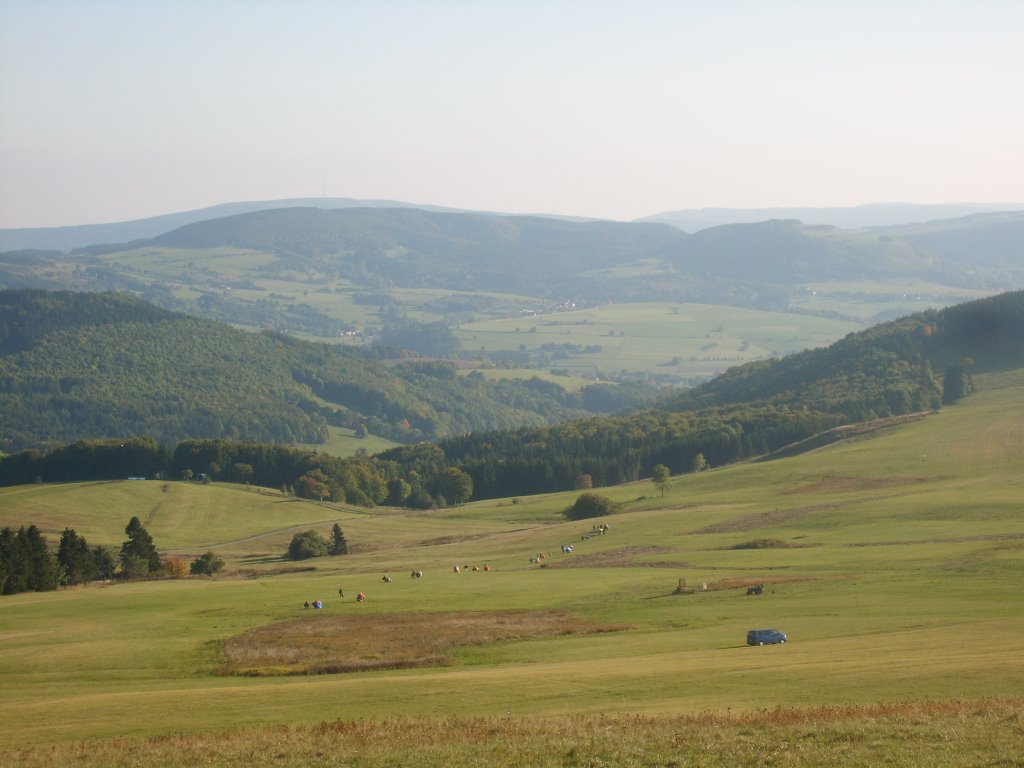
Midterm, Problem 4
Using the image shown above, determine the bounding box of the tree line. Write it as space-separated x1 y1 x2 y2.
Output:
0 515 223 595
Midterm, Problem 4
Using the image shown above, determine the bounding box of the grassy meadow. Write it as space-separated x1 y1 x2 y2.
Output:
453 301 859 380
1 379 1023 764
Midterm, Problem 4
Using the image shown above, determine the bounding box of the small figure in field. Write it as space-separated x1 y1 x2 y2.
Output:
454 565 460 573
356 592 366 602
383 574 392 583
304 601 310 609
338 588 344 598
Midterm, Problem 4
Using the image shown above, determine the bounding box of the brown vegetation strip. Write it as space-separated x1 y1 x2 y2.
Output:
5 699 1019 767
218 610 630 676
700 575 818 592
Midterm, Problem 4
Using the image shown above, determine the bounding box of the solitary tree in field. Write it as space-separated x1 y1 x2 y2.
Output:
651 464 671 497
287 530 329 560
564 492 620 521
328 523 348 556
190 551 225 576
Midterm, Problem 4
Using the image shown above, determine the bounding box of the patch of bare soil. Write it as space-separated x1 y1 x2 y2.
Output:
789 475 930 494
701 575 819 592
218 610 630 677
543 546 687 569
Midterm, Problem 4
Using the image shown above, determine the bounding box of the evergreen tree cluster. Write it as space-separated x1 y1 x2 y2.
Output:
0 525 62 594
0 517 158 595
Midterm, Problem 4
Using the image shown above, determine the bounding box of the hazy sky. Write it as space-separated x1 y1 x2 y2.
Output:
2 1 1022 228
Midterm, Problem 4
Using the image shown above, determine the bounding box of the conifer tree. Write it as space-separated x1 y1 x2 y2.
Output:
328 523 348 556
120 516 161 575
58 528 96 585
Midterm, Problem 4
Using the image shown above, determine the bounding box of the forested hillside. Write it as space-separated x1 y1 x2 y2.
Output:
381 291 1023 499
656 219 940 283
142 207 683 298
871 211 1024 272
0 290 602 452
3 292 1020 507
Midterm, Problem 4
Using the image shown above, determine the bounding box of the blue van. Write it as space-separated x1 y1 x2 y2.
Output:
746 628 787 645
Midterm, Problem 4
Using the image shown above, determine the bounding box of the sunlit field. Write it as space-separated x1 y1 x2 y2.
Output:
1 380 1022 765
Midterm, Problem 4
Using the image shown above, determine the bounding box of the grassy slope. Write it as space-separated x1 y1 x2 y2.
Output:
0 378 1022 755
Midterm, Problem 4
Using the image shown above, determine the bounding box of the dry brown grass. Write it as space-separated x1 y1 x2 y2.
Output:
4 699 1020 767
701 575 819 592
218 610 630 676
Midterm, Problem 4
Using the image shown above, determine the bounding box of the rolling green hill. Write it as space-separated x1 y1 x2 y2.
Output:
871 210 1024 273
656 218 939 283
141 206 684 298
0 371 1021 764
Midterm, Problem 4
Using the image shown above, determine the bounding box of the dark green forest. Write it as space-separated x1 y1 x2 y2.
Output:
378 291 1019 499
0 290 644 452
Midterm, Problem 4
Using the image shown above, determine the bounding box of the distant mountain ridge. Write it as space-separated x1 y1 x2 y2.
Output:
640 203 1024 232
134 207 1021 294
140 206 682 297
4 205 1022 340
5 198 1024 252
0 197 473 252
869 211 1024 269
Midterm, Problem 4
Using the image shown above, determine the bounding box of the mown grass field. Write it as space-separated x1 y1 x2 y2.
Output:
1 379 1022 765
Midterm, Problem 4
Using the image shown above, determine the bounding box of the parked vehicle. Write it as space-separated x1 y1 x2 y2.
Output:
746 628 787 645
